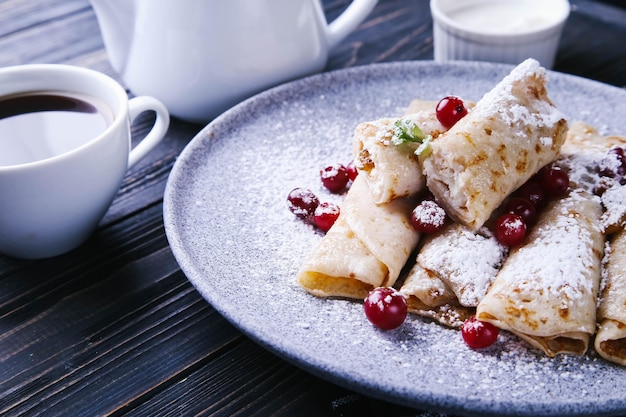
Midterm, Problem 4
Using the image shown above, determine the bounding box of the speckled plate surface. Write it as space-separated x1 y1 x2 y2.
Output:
163 61 626 417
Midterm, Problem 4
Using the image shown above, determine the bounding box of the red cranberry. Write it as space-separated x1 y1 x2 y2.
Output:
411 200 447 234
494 213 527 247
505 197 537 225
461 316 499 349
320 163 350 193
287 188 319 219
537 166 569 198
436 96 468 129
313 201 340 232
363 287 407 330
513 181 546 208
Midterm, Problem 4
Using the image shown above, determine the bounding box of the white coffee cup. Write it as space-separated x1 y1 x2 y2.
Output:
90 0 378 123
0 64 169 259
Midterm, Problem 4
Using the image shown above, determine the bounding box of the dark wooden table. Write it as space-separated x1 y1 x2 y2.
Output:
1 1 625 416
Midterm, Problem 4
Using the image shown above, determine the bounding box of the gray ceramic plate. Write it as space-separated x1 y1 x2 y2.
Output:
163 61 626 417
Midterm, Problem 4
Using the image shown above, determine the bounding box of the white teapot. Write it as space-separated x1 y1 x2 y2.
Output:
90 0 378 123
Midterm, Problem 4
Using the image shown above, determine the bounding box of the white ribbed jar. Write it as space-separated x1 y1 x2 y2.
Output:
430 0 570 68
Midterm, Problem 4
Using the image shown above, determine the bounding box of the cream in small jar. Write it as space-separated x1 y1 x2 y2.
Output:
447 1 566 34
430 0 571 68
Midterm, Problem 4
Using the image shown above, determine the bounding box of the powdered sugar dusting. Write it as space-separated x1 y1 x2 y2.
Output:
557 147 606 193
372 119 395 144
496 191 602 303
417 224 507 307
413 200 446 229
601 184 626 231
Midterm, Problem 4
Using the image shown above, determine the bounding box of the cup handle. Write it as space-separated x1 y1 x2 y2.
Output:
127 96 170 168
325 0 378 50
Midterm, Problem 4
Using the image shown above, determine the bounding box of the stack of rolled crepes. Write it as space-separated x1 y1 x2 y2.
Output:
297 58 626 366
299 59 567 305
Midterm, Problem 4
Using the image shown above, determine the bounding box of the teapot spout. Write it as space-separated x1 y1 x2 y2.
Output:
89 0 136 73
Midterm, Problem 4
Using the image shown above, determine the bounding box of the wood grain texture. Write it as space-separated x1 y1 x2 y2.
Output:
0 1 625 416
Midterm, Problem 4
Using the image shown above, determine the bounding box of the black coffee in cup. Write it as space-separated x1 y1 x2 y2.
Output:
0 91 113 166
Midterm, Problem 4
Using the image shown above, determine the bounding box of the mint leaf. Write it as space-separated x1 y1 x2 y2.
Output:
415 135 432 157
391 119 432 156
392 119 424 145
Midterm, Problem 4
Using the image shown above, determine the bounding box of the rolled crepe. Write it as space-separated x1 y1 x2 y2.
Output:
595 227 626 366
476 191 604 357
555 121 626 232
405 98 441 115
352 104 444 204
297 175 419 299
421 58 568 230
560 121 626 157
400 223 507 327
